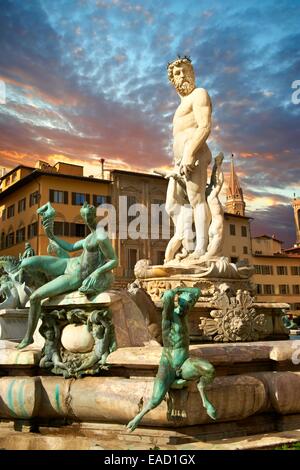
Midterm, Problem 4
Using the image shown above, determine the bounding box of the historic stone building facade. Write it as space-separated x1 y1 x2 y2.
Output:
1 158 299 314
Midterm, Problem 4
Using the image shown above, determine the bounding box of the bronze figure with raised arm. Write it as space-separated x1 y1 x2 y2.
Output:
127 287 217 432
17 201 118 349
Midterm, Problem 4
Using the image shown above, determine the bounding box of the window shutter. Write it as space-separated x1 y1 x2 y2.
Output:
64 191 68 204
64 222 69 236
85 194 90 204
70 223 76 237
49 189 54 202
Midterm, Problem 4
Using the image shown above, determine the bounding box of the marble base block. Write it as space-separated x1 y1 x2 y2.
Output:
0 309 28 342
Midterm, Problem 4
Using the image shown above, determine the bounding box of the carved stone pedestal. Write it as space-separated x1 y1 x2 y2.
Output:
133 265 289 343
36 289 156 377
0 309 28 342
2 340 300 448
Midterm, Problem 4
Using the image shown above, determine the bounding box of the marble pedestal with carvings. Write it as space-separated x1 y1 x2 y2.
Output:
0 309 28 342
133 267 289 343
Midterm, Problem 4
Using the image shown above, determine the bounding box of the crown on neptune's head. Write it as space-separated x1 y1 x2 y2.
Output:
167 55 192 70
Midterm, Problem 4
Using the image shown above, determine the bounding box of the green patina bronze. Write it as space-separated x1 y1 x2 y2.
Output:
73 309 116 376
127 287 217 432
282 314 298 330
38 307 116 377
17 201 118 350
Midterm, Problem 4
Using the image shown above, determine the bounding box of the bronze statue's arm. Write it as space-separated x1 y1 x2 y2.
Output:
51 237 84 252
38 202 84 252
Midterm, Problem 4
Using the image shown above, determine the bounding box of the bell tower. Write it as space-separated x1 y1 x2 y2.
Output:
292 195 300 245
225 155 245 216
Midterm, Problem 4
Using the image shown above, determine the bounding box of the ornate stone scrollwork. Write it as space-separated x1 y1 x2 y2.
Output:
39 307 116 377
199 288 273 342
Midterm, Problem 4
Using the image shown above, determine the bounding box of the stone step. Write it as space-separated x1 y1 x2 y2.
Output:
1 421 300 450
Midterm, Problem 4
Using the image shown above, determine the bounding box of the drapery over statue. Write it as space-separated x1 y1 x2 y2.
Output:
17 202 118 349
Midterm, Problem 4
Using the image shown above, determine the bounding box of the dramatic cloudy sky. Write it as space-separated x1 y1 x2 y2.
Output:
0 0 299 246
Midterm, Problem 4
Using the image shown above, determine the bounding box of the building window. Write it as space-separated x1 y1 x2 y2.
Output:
256 284 262 294
156 251 165 265
291 303 300 311
50 190 68 204
1 232 5 250
279 284 289 295
2 209 6 221
16 227 26 244
291 266 300 275
127 195 137 223
28 222 38 239
72 192 90 205
243 246 248 254
93 195 111 207
52 222 69 236
7 204 15 219
18 198 26 213
63 222 69 236
70 223 86 237
277 266 288 275
263 265 273 275
241 226 247 237
12 172 16 182
232 245 236 253
127 248 138 277
6 232 14 247
229 224 236 236
53 221 64 236
29 191 40 207
263 284 275 295
292 285 300 295
254 265 273 275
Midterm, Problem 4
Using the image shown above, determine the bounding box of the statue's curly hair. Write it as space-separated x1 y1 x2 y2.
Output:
167 55 193 84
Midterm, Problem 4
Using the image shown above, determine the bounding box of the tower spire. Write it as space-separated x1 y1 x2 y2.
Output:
292 196 300 246
225 154 245 216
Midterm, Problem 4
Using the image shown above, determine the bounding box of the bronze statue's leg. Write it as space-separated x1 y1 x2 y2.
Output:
127 357 176 432
17 274 82 349
181 357 217 420
21 256 68 276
